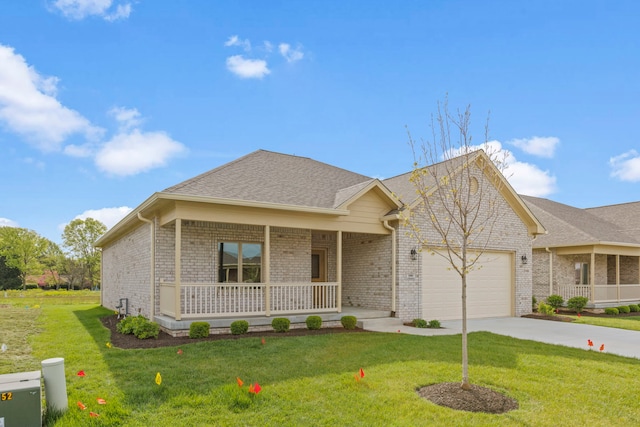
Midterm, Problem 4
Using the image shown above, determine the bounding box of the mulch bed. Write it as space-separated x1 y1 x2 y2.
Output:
417 383 518 414
100 315 369 350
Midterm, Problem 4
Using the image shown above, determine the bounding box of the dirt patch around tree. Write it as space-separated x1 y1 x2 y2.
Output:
100 315 370 350
417 382 519 414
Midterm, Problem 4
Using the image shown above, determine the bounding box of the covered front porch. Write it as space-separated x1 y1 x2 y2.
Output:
543 245 640 307
155 217 396 323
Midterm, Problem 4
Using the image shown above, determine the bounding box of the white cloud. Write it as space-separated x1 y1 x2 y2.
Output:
72 206 132 229
0 44 103 151
109 106 142 131
508 136 560 158
278 43 304 63
263 41 274 52
95 129 187 176
0 218 19 228
226 55 270 79
610 150 640 182
63 143 95 157
51 0 132 21
224 35 251 51
104 3 131 21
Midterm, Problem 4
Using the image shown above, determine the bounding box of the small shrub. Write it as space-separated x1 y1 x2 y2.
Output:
230 320 249 335
532 296 537 310
537 301 555 315
271 318 290 333
134 319 159 339
412 318 427 328
340 315 357 330
617 305 630 314
546 294 564 310
305 316 322 330
628 304 639 312
116 315 137 335
604 307 619 315
567 296 589 313
427 319 441 328
189 321 210 338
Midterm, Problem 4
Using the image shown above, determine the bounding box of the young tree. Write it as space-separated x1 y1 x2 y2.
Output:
62 218 107 289
0 227 50 290
405 98 508 390
41 241 66 289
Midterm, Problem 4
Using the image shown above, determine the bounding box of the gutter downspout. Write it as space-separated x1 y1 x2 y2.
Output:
545 248 552 296
138 212 156 319
383 220 397 316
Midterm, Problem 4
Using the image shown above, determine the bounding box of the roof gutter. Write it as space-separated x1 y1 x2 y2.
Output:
137 212 156 320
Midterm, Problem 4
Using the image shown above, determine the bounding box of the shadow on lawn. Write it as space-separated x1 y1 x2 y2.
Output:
72 305 638 410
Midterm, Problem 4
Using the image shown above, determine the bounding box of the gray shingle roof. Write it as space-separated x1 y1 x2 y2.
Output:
521 195 640 247
163 150 374 209
587 201 640 243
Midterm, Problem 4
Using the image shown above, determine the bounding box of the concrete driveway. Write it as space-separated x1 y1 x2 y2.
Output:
361 316 640 360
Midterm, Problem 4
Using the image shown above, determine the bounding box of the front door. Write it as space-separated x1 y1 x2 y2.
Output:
311 249 327 308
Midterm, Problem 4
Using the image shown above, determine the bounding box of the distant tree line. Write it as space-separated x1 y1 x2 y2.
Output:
0 218 107 290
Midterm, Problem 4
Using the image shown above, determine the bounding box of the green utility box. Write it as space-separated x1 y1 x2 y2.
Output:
0 370 42 427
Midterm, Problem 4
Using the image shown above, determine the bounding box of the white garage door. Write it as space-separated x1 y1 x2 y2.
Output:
421 250 513 320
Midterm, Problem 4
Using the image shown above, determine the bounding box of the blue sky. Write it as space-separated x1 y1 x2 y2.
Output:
1 0 639 243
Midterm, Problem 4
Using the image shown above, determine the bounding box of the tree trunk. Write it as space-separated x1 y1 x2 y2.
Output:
461 272 470 390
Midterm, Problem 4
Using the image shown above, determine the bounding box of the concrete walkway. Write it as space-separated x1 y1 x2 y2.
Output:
361 316 640 360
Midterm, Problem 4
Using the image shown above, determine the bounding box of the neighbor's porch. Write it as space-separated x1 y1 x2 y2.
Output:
543 248 640 307
155 219 394 321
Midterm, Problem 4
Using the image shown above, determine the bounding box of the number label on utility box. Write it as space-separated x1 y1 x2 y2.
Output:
1 392 12 401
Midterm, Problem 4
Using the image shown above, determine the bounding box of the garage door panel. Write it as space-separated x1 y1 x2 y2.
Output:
422 251 512 320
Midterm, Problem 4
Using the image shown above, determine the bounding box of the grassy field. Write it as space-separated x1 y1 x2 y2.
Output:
1 292 639 426
569 314 640 331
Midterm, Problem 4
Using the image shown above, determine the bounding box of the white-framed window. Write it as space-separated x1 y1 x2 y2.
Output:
218 242 262 283
575 262 589 285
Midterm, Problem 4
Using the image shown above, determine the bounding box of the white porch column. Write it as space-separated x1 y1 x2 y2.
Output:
337 230 342 313
264 225 271 316
616 254 620 302
175 218 182 321
590 251 595 303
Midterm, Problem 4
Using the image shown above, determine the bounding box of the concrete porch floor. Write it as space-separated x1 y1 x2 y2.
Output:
154 307 392 336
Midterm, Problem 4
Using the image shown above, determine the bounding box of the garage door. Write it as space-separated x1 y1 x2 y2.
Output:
421 250 513 320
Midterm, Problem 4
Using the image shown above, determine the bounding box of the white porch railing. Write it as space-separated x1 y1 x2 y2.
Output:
556 284 640 304
159 282 339 318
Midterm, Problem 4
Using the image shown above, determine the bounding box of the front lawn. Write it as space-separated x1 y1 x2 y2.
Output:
3 302 639 426
569 314 640 331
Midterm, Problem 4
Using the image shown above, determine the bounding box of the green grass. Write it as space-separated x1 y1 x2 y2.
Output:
1 288 100 307
569 314 640 331
2 293 639 426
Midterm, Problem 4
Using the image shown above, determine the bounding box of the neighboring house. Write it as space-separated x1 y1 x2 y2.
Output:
96 149 545 333
522 196 640 307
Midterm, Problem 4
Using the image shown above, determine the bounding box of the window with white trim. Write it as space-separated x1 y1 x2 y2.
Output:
218 242 262 283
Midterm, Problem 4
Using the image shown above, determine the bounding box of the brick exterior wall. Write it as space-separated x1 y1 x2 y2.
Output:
395 167 534 321
342 233 393 311
102 222 152 317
